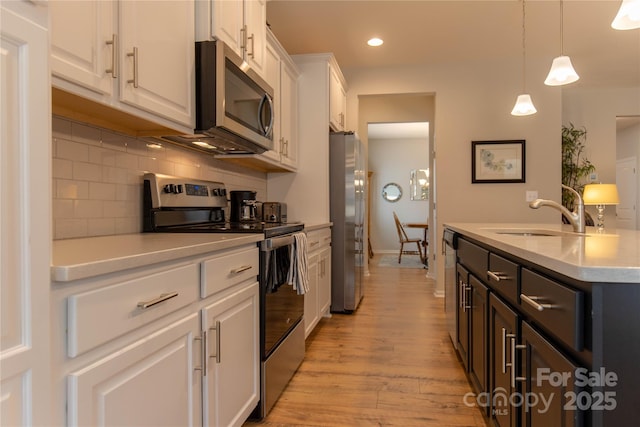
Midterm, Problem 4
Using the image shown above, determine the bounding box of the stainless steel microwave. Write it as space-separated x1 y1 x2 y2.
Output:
161 40 274 155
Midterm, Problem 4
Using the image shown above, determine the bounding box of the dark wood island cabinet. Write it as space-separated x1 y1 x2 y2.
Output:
446 225 640 427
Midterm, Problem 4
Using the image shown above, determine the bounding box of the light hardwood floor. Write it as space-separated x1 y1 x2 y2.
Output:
246 255 488 426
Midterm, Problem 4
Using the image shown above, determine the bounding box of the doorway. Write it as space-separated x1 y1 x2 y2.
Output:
358 93 435 279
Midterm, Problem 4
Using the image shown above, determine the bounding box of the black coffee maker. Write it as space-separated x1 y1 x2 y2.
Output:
229 190 258 222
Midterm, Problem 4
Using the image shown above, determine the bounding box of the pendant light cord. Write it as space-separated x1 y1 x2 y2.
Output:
521 0 527 92
560 0 564 54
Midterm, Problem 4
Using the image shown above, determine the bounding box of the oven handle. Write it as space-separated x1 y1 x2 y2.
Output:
260 235 295 251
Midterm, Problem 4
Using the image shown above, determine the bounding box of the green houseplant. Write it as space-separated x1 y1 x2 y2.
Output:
562 123 596 211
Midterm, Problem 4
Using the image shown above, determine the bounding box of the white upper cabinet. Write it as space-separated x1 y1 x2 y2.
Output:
279 59 298 169
197 0 267 78
329 64 347 131
1 1 52 425
50 0 115 97
50 0 195 133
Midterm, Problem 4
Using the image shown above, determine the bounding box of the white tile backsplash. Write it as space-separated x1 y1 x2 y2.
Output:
52 115 268 240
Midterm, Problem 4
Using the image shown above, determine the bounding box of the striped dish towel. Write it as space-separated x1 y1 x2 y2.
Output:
287 232 309 295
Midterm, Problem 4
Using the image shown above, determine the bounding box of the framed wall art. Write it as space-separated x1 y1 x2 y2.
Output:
472 140 525 183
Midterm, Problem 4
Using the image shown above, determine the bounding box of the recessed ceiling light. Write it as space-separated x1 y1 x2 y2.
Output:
367 37 383 47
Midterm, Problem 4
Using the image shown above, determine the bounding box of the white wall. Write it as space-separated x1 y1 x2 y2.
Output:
345 57 562 295
369 137 429 252
562 86 640 228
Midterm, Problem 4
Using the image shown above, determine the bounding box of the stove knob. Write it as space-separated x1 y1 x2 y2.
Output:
212 188 219 196
163 184 175 193
175 184 183 194
220 188 227 197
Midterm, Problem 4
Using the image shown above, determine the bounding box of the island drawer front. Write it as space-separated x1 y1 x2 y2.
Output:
201 246 259 298
520 269 584 351
67 263 199 358
457 238 489 280
488 253 520 306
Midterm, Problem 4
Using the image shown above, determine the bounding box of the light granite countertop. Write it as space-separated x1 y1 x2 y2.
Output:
52 233 263 282
444 223 640 284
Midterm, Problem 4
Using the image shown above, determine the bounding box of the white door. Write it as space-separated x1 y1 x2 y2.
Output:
67 313 202 427
202 283 259 427
616 157 637 229
1 3 52 425
118 0 194 127
50 0 115 96
262 40 281 162
280 61 298 168
211 0 244 56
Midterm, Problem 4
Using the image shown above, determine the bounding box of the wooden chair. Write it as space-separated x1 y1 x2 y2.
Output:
392 212 423 263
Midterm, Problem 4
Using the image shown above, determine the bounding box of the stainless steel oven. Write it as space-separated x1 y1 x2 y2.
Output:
256 235 304 418
142 173 304 419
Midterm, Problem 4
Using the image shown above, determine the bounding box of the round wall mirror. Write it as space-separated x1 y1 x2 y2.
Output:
382 183 402 202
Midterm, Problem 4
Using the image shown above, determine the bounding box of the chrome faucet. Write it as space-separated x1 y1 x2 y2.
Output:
529 184 585 233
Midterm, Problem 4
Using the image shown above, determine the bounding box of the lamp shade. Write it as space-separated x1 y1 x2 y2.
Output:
583 184 620 205
544 56 580 86
612 0 640 30
511 94 537 116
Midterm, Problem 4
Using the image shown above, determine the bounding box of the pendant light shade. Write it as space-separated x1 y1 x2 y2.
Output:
511 0 537 116
511 94 537 116
545 0 579 86
612 0 640 30
544 55 580 86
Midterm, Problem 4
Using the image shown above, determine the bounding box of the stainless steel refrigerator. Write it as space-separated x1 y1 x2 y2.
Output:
329 131 365 312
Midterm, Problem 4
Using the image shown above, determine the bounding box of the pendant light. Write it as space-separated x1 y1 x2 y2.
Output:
612 0 640 30
544 0 579 86
512 0 537 116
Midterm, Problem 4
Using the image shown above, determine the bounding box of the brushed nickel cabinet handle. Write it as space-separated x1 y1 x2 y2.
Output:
240 25 247 52
502 328 507 374
127 46 138 88
193 330 207 375
521 294 554 311
137 291 178 309
247 33 255 58
230 265 252 274
488 270 510 282
209 320 221 364
510 336 526 388
105 34 117 78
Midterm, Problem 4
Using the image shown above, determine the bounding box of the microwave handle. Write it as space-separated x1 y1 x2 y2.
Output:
258 94 275 137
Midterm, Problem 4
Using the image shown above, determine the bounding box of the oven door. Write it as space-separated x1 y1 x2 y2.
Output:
260 235 304 358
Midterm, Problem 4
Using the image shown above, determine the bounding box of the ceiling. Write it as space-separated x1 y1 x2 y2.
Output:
266 0 640 89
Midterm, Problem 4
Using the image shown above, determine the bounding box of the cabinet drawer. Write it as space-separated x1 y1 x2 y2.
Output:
68 263 199 358
457 238 488 280
520 269 584 351
307 228 331 253
488 253 520 305
201 246 259 298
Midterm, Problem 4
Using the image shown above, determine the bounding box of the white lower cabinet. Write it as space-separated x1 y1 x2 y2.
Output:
304 227 332 338
202 282 260 427
67 313 202 427
53 243 260 427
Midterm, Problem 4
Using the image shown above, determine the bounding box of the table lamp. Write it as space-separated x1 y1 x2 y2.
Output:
582 184 620 231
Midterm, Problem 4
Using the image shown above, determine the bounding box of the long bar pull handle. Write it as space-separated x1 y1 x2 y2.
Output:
464 285 471 311
240 25 247 52
105 34 117 78
230 265 252 274
510 336 526 388
127 47 138 88
488 271 509 282
137 292 178 309
247 32 255 58
210 320 221 364
521 294 554 311
502 328 508 374
193 330 207 375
